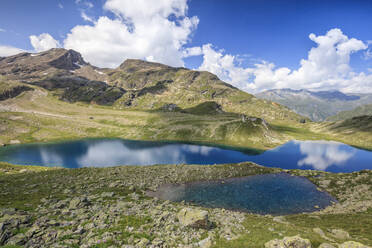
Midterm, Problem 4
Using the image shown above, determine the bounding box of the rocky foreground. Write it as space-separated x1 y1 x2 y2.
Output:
0 162 371 247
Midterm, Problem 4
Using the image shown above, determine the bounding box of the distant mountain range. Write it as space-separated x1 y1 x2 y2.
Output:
256 88 372 121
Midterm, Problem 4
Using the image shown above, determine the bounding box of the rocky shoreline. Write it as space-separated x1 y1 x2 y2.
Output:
0 162 371 247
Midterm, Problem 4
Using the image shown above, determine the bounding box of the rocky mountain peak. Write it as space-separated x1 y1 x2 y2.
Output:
46 48 88 70
118 59 172 72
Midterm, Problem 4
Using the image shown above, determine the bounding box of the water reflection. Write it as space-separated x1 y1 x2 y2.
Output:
0 138 371 172
295 141 355 170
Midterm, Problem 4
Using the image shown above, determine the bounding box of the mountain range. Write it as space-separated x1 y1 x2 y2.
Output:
1 48 371 151
256 88 372 121
0 48 303 123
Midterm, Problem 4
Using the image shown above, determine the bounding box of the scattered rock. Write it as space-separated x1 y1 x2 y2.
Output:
177 208 210 229
318 243 336 248
265 235 312 248
338 241 370 248
101 192 115 198
9 140 21 144
273 216 288 224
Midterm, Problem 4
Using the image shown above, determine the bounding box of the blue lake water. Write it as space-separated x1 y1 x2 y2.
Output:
149 173 337 215
0 138 371 172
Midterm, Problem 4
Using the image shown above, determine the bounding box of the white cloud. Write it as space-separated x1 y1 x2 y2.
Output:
29 33 61 52
196 28 372 93
0 45 25 57
81 11 95 23
0 28 5 32
64 0 198 68
183 46 202 57
58 3 63 9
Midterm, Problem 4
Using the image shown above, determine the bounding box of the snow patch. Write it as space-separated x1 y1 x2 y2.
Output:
73 62 83 68
94 69 104 75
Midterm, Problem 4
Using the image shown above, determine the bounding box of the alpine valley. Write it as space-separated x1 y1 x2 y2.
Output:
0 48 371 248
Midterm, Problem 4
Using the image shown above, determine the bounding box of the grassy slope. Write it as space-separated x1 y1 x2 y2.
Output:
311 116 372 150
1 85 370 151
327 104 372 121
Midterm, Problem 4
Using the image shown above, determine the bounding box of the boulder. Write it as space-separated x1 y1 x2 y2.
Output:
338 241 370 248
177 208 209 229
161 103 179 112
69 197 90 209
197 237 213 248
330 229 350 240
265 235 312 248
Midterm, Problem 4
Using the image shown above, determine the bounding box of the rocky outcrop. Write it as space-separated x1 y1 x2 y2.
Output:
48 49 87 70
264 235 312 248
0 85 33 101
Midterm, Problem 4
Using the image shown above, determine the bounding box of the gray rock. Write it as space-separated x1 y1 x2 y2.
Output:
318 243 336 248
69 197 90 209
136 237 149 247
330 229 350 240
338 241 370 248
265 235 312 248
101 192 115 198
177 208 210 229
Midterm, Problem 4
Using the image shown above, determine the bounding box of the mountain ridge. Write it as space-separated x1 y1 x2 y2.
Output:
0 48 305 124
256 88 372 121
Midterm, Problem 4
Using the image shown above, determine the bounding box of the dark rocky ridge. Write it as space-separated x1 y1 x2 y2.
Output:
0 85 33 101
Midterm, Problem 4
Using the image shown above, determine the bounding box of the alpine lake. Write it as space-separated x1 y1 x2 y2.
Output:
1 138 371 215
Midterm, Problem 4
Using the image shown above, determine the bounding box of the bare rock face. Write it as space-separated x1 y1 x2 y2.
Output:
177 208 210 229
47 49 87 70
0 48 89 80
264 235 312 248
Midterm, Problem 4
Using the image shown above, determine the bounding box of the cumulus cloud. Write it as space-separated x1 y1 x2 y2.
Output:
196 28 372 93
64 0 198 68
0 45 25 57
182 46 202 57
29 33 61 52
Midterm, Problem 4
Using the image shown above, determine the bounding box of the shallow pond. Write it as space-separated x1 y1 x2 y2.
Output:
0 138 371 172
148 173 337 215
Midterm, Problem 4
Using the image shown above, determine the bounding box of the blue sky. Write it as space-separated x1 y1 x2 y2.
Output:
1 0 372 93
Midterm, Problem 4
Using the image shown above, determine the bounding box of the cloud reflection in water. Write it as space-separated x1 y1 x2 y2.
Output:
295 140 355 170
